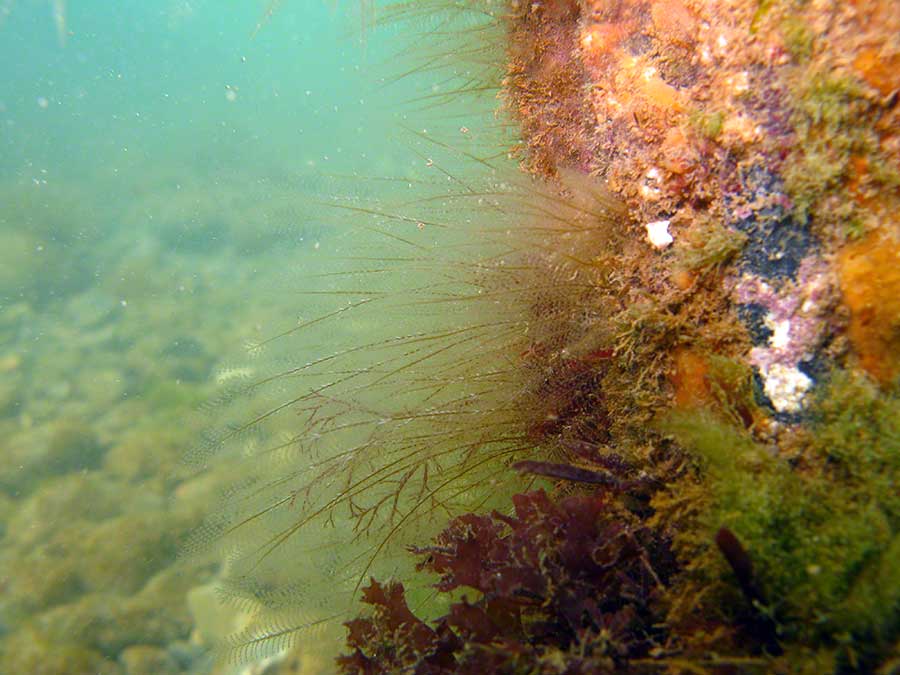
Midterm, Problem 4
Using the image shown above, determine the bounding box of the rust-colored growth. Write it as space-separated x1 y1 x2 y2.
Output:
502 0 900 425
503 0 598 176
504 0 900 241
838 228 900 384
671 348 711 410
847 155 871 205
650 0 698 47
848 0 900 97
670 267 696 290
671 348 765 430
853 48 900 98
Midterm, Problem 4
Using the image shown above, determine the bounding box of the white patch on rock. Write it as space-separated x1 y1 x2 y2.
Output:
645 219 673 249
768 315 792 350
761 363 812 413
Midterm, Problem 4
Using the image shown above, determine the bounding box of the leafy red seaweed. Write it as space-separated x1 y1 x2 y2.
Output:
338 489 676 674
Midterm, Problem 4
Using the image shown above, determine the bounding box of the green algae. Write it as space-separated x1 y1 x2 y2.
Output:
781 16 814 62
660 370 900 670
689 109 725 141
673 220 748 273
784 75 865 223
782 70 899 241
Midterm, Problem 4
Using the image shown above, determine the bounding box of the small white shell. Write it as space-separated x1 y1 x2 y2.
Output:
645 219 673 249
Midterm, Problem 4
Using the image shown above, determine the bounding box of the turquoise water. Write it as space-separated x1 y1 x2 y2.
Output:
0 2 464 673
1 1 392 179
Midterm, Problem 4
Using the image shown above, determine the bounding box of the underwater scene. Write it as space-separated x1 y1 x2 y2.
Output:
1 1 899 674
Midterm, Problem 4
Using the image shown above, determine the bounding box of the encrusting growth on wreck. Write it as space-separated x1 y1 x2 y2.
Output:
194 0 900 672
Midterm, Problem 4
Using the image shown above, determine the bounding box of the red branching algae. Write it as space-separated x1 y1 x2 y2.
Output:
338 489 677 674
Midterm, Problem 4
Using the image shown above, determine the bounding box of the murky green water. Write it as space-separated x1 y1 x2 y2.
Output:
0 2 466 673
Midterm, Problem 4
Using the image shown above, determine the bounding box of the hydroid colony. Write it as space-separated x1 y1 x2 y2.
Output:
195 0 900 672
191 0 595 660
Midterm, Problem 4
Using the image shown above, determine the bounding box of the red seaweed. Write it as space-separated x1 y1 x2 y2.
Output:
338 489 677 674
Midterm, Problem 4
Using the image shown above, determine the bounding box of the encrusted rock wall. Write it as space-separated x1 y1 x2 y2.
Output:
504 0 900 419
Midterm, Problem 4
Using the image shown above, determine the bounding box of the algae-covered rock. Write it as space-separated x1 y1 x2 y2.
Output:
0 467 207 626
7 553 212 668
0 301 32 350
0 490 13 538
0 357 23 418
0 625 123 675
159 335 215 384
74 368 130 413
72 512 178 595
1 516 193 630
3 473 122 547
43 418 107 474
103 420 191 485
119 645 181 675
0 543 82 623
0 418 107 495
34 589 193 660
0 229 46 300
0 183 106 307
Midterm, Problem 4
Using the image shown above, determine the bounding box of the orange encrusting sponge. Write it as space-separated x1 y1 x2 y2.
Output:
838 228 900 385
